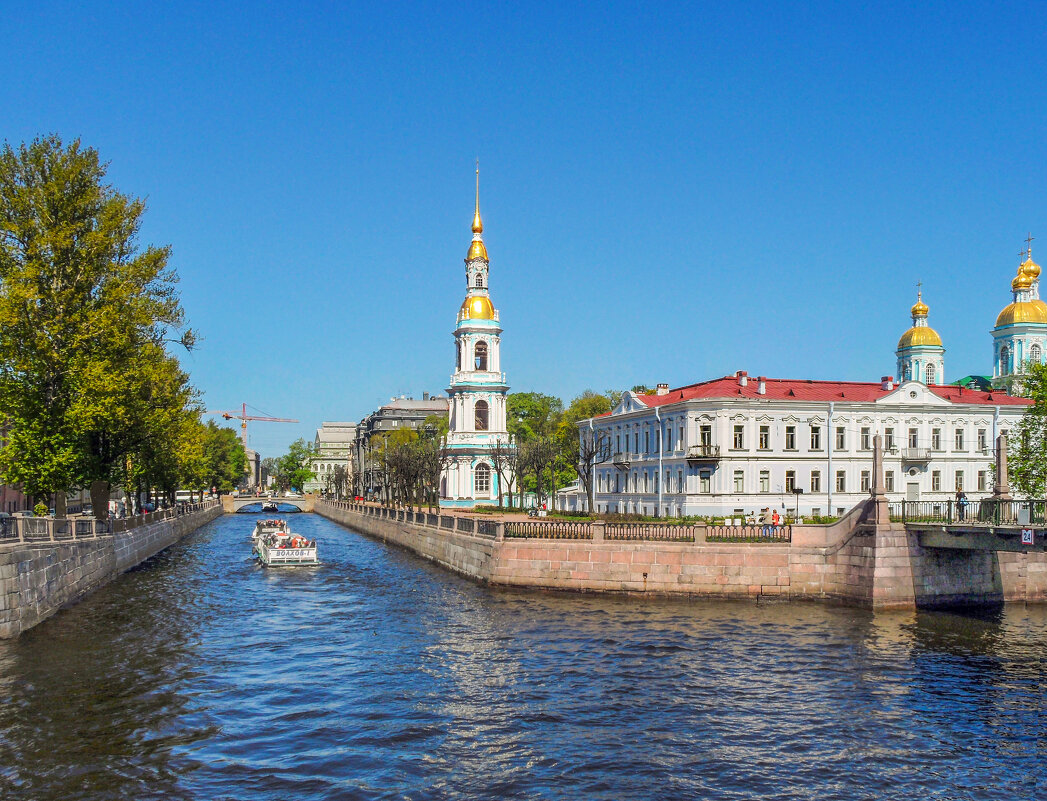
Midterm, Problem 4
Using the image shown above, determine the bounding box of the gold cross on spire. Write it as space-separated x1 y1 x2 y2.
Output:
1026 232 1035 259
916 279 922 300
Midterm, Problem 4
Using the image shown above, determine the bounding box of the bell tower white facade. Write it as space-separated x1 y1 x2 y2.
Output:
441 168 511 507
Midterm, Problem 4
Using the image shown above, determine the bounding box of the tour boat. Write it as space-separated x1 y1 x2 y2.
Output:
254 522 319 567
261 499 279 512
252 518 287 542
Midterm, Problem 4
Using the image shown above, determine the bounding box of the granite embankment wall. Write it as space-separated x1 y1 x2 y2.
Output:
0 502 222 638
316 500 1047 609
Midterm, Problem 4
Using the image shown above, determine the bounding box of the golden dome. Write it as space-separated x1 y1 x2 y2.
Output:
996 300 1047 327
1013 271 1033 291
911 298 929 317
898 326 943 349
467 238 488 261
1021 257 1041 280
459 295 495 320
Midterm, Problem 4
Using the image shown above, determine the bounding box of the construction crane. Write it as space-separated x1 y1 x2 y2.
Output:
204 403 299 450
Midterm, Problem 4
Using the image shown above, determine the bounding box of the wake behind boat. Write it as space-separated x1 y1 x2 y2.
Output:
252 519 319 566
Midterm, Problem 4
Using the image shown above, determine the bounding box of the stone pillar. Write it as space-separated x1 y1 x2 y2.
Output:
993 432 1012 501
592 520 605 542
870 433 889 525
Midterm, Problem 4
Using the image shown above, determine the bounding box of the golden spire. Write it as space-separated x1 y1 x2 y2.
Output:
471 160 483 234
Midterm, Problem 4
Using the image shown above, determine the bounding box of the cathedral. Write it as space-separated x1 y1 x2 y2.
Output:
440 170 511 508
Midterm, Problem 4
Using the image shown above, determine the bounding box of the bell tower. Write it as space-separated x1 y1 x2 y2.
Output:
441 166 511 507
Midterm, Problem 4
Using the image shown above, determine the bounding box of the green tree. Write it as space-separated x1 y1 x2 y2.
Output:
507 392 563 443
201 421 246 494
0 135 194 507
556 391 613 513
279 438 316 493
1010 362 1047 497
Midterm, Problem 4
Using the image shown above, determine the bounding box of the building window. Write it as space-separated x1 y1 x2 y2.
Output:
474 400 489 431
677 469 683 493
733 470 744 493
836 427 846 450
700 472 711 493
1033 344 1043 365
785 425 796 450
1001 345 1011 374
955 471 964 491
977 470 987 491
474 341 488 370
700 424 712 447
932 428 941 450
926 362 937 384
954 428 965 451
634 431 639 452
645 430 650 453
978 428 987 452
733 425 744 449
885 427 895 450
679 426 685 450
644 472 649 492
759 470 770 493
860 427 871 450
908 427 918 448
932 470 941 491
811 470 821 492
475 273 484 287
615 473 621 493
759 425 770 450
810 425 821 450
785 470 796 492
474 463 491 495
836 471 846 492
860 470 871 492
885 470 894 492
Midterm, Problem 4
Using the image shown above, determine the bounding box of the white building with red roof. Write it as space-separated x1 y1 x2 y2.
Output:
580 248 1046 518
583 371 1029 518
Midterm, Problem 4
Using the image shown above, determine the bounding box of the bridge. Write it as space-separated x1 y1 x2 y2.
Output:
222 494 316 513
892 499 1046 553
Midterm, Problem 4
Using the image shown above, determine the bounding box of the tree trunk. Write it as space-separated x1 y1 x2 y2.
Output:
90 480 109 521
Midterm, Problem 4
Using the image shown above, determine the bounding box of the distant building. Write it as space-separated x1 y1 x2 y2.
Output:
307 422 358 494
353 395 449 495
242 449 261 491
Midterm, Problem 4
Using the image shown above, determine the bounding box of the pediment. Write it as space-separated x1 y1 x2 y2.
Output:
612 391 651 415
877 381 951 407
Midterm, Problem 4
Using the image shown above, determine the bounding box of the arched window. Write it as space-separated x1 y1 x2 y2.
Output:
1001 345 1011 374
474 463 491 496
925 362 937 385
1032 344 1042 365
474 341 488 370
475 273 484 287
456 342 461 370
474 400 489 431
902 363 911 381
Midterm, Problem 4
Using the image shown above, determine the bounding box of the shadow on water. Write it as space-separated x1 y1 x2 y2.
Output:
1 512 1045 800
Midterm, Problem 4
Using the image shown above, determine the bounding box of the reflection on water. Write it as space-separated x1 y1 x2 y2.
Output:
1 514 1045 800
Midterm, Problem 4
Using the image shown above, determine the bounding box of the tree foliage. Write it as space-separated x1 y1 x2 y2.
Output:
1010 362 1047 497
276 438 316 493
0 134 200 510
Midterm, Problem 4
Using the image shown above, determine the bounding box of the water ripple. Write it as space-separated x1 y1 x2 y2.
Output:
0 512 1045 799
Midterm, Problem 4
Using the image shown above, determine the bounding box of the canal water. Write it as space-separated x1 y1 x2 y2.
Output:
1 513 1045 800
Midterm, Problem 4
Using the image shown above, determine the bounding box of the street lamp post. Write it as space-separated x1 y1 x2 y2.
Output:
792 487 804 522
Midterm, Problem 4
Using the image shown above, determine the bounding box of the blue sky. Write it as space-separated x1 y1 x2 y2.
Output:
3 1 1046 457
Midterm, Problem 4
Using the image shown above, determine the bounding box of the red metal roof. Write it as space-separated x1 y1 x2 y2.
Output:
619 375 1031 409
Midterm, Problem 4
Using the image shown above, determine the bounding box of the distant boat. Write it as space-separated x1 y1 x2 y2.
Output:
261 500 279 512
